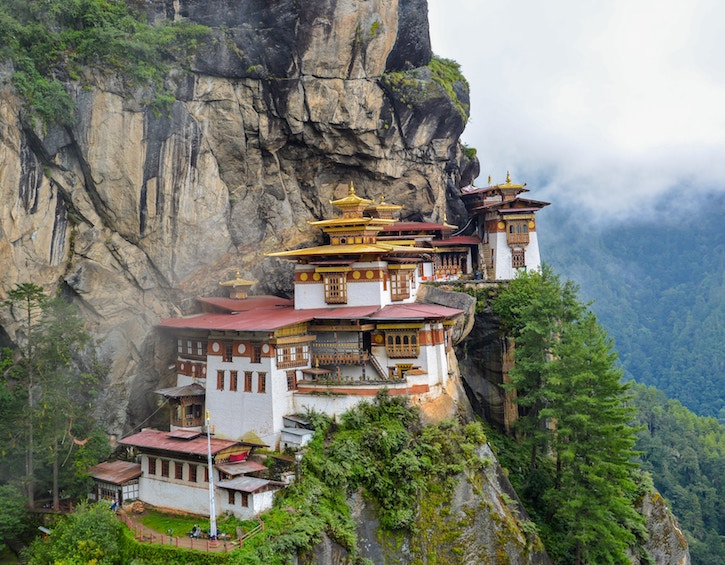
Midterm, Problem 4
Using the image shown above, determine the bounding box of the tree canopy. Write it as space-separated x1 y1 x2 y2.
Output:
493 266 645 564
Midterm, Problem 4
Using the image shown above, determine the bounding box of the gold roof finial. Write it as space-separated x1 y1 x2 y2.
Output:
506 171 512 184
488 175 492 185
349 181 355 196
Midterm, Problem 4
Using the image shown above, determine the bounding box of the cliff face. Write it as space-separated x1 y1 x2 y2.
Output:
0 0 476 434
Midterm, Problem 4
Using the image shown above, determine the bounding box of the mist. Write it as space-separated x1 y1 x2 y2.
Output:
429 0 725 225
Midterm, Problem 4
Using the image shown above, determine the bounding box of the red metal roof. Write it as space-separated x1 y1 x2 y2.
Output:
369 303 463 320
197 296 292 313
88 460 143 484
309 306 380 319
382 221 449 232
158 306 315 332
119 429 241 456
215 460 267 476
432 235 482 246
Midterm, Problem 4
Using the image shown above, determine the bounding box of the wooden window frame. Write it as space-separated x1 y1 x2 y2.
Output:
241 492 249 507
161 460 170 478
223 342 233 362
258 372 267 393
230 370 238 391
385 331 420 359
174 462 184 480
217 370 225 391
188 465 197 483
324 273 347 304
286 370 297 391
250 344 262 364
147 457 157 475
390 271 411 301
244 371 253 392
511 249 526 269
228 490 236 505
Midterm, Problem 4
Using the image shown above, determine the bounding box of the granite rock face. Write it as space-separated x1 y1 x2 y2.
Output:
0 0 473 435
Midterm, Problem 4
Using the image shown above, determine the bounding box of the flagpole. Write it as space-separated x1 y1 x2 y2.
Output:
206 411 217 539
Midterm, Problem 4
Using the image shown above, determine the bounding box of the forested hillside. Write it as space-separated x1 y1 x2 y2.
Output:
539 195 725 421
631 384 725 565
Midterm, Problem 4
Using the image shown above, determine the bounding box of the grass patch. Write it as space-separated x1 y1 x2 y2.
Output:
140 509 255 538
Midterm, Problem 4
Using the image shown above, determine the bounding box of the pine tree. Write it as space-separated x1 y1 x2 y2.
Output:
3 284 106 509
493 267 645 563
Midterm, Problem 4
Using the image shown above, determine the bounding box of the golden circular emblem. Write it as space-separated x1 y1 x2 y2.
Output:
300 273 308 281
353 271 361 279
528 220 535 229
498 221 505 230
366 270 374 279
313 273 321 281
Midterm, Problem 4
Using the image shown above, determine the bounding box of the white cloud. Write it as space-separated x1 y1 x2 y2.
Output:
428 0 725 222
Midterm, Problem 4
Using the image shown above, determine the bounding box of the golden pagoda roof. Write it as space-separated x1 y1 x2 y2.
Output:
309 217 398 229
219 271 257 288
365 194 403 216
330 181 373 209
267 242 431 258
495 171 527 191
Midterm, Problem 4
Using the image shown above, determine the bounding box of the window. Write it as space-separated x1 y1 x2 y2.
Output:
385 331 420 358
244 371 253 392
175 462 183 480
147 457 157 475
390 270 411 301
161 460 170 478
217 370 225 390
177 339 183 354
251 344 262 364
204 466 209 482
223 342 233 362
512 249 526 269
286 370 297 391
277 346 308 368
228 491 236 504
258 372 267 393
197 341 205 356
230 370 238 391
189 465 197 483
324 273 347 304
241 492 249 507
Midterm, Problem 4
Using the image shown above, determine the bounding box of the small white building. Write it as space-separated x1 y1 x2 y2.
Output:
118 428 281 520
461 173 549 281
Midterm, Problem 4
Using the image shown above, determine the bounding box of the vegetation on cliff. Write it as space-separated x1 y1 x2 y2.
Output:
491 266 647 564
1 284 109 528
0 0 208 126
631 383 725 564
381 56 470 121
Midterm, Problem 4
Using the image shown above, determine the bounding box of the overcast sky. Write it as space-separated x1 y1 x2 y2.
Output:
428 0 725 223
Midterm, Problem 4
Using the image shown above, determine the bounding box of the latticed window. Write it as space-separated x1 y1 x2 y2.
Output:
286 370 297 391
147 457 157 475
217 370 225 391
250 344 262 364
390 271 411 301
258 372 267 393
324 273 347 304
244 371 253 392
230 370 238 391
223 342 233 362
175 462 183 480
161 460 170 477
385 332 420 358
228 491 236 504
512 249 526 269
188 465 197 483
